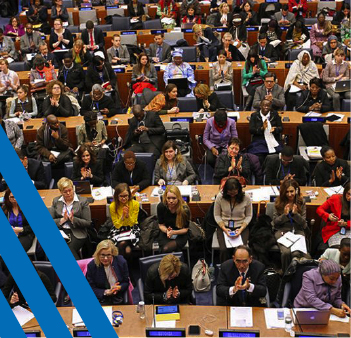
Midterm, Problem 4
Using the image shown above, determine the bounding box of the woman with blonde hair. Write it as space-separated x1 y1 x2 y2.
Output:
86 239 129 305
194 83 224 112
71 39 92 66
144 254 192 304
154 140 197 186
157 185 191 253
192 24 219 62
215 2 233 28
49 177 91 259
109 183 140 259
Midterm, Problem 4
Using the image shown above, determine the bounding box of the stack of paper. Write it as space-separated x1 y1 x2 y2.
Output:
224 234 243 248
92 187 114 201
324 186 343 196
264 308 291 329
12 306 35 327
72 307 112 327
245 186 278 202
230 307 253 327
277 232 307 254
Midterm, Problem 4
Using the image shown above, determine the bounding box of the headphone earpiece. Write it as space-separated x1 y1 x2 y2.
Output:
175 149 178 155
279 153 281 160
112 311 124 327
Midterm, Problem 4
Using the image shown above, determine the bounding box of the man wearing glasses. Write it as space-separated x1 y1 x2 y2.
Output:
216 245 266 306
252 72 285 111
111 150 151 194
264 145 308 186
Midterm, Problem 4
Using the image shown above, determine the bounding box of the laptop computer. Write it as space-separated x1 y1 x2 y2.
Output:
335 80 351 93
294 310 330 325
73 181 92 195
168 78 189 90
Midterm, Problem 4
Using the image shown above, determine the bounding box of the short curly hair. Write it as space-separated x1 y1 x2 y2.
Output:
46 80 64 96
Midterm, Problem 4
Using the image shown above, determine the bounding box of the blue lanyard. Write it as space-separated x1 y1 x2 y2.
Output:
98 72 104 82
130 172 133 186
281 165 290 178
21 102 25 113
63 69 69 85
335 65 341 77
93 101 99 111
167 164 174 178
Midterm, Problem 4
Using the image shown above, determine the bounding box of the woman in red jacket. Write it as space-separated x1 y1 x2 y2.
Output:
317 182 350 248
288 0 307 19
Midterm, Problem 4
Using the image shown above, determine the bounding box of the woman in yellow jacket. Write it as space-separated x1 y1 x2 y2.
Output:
109 183 140 259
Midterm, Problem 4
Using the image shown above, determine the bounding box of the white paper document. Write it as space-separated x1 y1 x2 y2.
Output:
50 151 60 158
60 230 69 240
305 112 322 117
224 233 243 248
324 185 343 196
152 320 176 328
264 308 291 329
92 186 114 201
245 187 278 202
151 185 192 197
277 232 307 254
289 84 302 93
330 314 350 322
12 306 35 326
269 39 281 48
72 306 112 327
230 307 253 327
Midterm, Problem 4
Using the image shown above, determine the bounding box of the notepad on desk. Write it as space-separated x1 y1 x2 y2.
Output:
230 307 253 327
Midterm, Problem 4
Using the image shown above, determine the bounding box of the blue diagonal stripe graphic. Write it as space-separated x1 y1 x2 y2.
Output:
0 286 28 338
0 127 118 337
0 211 70 337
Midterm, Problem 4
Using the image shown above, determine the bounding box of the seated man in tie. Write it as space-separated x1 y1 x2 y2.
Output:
106 34 130 65
147 33 172 63
252 72 285 111
37 42 59 68
124 104 166 159
36 114 72 168
20 23 42 66
16 149 47 190
274 4 296 27
216 245 266 306
81 20 104 53
250 33 279 63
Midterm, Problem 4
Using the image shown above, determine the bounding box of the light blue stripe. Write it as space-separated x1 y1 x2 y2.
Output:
0 127 118 337
0 289 28 338
0 210 70 337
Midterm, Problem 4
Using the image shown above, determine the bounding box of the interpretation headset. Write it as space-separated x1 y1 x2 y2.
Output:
112 311 124 327
175 148 178 155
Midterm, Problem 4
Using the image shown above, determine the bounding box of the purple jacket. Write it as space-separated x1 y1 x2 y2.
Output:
294 268 343 310
203 117 238 150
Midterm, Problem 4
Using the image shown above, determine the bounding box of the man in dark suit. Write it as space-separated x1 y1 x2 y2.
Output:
252 72 285 111
217 245 266 306
81 20 105 52
250 33 279 63
16 149 47 190
37 42 59 68
111 151 151 194
147 33 172 63
124 105 165 158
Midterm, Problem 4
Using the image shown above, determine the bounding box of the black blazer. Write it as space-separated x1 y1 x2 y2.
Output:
85 62 117 92
51 5 69 22
313 158 350 187
58 63 85 92
218 43 245 61
2 271 57 308
127 1 145 18
28 158 47 190
144 262 192 304
111 158 151 191
72 159 104 187
240 10 259 26
216 259 266 306
229 24 248 42
80 94 117 118
296 89 332 113
86 256 129 304
196 92 225 111
249 111 283 144
124 111 166 152
42 94 74 117
49 29 73 50
250 42 279 62
215 12 233 28
81 27 105 51
286 22 310 42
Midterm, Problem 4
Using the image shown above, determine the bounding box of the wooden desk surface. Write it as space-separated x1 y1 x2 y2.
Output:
22 305 350 337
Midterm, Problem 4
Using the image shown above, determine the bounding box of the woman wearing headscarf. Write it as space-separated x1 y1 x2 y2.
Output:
322 35 345 63
284 50 319 110
294 260 351 318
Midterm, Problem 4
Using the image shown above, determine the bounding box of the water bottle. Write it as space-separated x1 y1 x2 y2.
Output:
285 315 293 336
138 301 145 320
208 263 215 282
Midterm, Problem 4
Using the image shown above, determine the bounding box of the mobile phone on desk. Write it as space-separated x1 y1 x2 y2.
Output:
277 309 284 320
229 231 236 237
